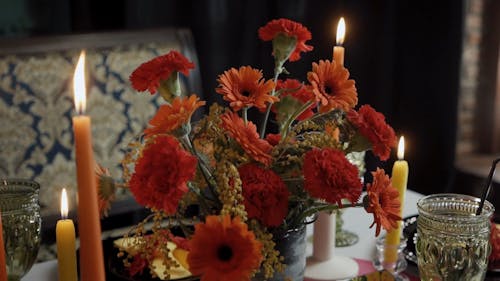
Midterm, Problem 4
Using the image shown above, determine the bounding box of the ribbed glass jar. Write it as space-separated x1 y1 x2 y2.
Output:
416 193 494 281
0 179 41 281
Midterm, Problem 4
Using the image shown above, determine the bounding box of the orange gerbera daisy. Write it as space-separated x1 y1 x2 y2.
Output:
216 66 277 112
130 50 195 95
258 18 314 62
307 60 358 112
95 164 116 218
221 112 273 166
187 215 262 281
364 168 401 236
144 95 205 137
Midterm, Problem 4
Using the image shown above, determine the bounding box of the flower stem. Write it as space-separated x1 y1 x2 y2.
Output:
259 68 282 138
242 107 248 125
280 100 315 139
180 135 219 203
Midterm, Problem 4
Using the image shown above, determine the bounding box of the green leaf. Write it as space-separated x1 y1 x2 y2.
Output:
158 71 182 102
274 96 304 130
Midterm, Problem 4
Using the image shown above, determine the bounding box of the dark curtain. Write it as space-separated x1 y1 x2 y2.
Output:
1 0 464 195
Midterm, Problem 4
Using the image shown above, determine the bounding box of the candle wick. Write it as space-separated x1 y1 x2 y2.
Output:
76 106 84 116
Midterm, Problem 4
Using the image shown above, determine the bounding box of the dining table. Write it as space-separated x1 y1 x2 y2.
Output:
22 189 424 281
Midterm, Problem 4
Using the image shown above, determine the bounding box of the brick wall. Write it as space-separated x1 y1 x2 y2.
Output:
456 0 484 155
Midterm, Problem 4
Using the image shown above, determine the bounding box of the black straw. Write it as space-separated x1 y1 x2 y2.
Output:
476 157 500 215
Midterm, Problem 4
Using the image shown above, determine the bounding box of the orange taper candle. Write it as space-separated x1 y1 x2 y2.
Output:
333 17 346 66
72 51 105 281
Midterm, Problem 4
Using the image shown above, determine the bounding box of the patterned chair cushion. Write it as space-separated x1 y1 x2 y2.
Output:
0 29 202 216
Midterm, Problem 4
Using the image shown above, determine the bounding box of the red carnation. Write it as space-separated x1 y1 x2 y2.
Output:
258 18 313 62
130 50 195 95
303 148 362 205
238 164 290 227
347 105 397 161
129 135 197 214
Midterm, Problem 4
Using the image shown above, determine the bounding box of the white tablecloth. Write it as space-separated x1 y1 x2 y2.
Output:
22 190 424 281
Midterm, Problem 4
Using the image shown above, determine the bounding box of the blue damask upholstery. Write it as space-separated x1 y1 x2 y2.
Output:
0 29 202 216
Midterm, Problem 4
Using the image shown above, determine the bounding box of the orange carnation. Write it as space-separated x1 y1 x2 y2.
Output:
258 18 313 62
238 163 290 227
216 66 277 112
130 50 194 95
188 215 262 281
303 148 362 206
144 95 205 137
307 60 358 112
221 112 273 166
129 135 197 214
347 105 397 161
364 168 401 236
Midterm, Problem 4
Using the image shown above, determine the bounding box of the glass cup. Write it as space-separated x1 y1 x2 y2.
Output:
416 193 494 281
373 234 409 281
0 179 41 281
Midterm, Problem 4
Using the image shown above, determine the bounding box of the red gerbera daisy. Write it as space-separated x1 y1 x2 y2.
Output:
188 215 262 281
144 95 206 137
303 148 362 205
238 164 290 227
271 79 316 121
221 112 273 166
364 168 401 236
130 50 195 95
216 66 277 112
258 18 313 62
307 60 358 112
347 105 397 161
129 135 197 214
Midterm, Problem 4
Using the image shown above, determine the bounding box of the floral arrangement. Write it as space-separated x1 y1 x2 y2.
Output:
98 18 402 281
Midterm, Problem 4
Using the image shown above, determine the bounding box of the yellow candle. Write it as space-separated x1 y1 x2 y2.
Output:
72 51 106 281
56 188 78 281
384 136 409 265
0 211 7 281
333 17 346 66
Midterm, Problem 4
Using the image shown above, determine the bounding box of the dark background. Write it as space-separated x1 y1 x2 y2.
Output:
0 0 464 196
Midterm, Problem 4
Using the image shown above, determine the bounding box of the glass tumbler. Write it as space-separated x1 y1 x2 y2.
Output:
0 179 41 281
416 193 494 281
373 234 409 281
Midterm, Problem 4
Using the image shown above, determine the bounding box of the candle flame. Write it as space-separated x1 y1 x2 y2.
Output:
336 17 346 45
397 136 405 160
73 51 86 114
61 188 69 219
